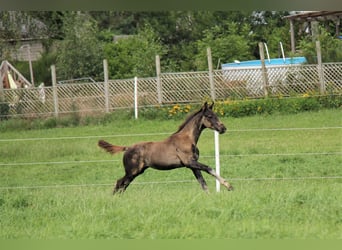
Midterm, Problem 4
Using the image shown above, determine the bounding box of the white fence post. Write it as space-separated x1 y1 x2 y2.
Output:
134 76 138 119
51 65 59 118
207 47 216 101
156 55 162 104
103 59 110 113
214 130 220 192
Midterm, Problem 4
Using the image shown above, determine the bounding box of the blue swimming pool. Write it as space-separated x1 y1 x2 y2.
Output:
222 57 307 69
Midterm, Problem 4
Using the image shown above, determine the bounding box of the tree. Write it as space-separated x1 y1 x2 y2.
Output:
135 11 253 72
56 12 104 81
194 21 252 70
299 26 342 63
27 11 65 40
104 24 166 79
249 11 291 58
27 11 65 52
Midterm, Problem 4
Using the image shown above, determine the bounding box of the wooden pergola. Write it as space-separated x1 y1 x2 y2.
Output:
284 11 342 53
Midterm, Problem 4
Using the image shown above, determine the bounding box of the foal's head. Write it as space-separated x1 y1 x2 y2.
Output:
201 102 226 134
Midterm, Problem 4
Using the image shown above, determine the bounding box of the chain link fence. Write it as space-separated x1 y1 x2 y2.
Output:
1 62 341 119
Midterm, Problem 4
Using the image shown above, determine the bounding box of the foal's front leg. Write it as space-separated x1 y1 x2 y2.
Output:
189 160 234 191
191 169 208 192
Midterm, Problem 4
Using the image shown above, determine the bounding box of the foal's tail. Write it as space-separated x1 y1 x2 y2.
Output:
98 140 128 154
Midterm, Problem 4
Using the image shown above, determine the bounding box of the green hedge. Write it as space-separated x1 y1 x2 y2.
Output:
213 95 341 118
0 94 341 131
153 94 342 120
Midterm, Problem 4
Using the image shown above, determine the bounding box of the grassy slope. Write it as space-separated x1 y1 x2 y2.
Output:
0 109 341 239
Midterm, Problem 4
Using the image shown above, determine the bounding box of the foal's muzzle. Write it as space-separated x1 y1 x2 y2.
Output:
217 124 227 134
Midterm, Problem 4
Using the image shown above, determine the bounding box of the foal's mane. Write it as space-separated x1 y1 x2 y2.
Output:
173 108 203 134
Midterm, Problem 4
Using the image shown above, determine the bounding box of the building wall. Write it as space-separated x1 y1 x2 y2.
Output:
6 40 45 62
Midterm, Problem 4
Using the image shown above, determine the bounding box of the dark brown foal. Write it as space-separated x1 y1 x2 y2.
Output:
98 102 233 194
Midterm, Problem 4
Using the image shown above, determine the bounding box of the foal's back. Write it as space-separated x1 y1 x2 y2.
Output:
124 136 184 171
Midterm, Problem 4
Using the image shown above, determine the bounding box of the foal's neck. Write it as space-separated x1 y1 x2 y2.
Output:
177 113 204 144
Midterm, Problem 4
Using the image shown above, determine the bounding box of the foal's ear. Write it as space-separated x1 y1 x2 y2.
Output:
209 102 214 110
202 102 214 111
202 102 208 111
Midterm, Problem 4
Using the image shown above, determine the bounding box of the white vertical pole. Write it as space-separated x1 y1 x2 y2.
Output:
51 65 58 118
279 42 285 63
103 59 109 113
155 55 162 104
134 76 138 119
263 42 270 63
214 130 220 192
207 47 216 101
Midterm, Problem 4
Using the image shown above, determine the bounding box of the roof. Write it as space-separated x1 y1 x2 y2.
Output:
283 11 342 21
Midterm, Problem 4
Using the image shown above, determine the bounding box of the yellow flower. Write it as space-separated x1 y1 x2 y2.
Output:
173 104 180 110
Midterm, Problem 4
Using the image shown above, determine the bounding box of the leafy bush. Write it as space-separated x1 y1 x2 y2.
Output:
299 26 342 63
104 24 166 79
194 21 252 70
56 12 104 81
0 102 9 120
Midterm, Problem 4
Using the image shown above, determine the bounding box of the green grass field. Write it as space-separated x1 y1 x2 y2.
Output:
0 109 341 239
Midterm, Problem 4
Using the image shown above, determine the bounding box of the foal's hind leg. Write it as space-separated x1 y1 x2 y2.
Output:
191 169 208 192
113 168 146 194
113 174 135 194
113 154 147 194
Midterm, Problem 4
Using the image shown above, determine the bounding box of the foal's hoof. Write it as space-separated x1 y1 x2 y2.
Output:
113 188 124 195
223 181 234 191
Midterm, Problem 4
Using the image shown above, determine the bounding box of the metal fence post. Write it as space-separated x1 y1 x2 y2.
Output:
156 55 162 104
51 65 59 118
316 41 325 94
103 59 110 113
207 47 216 101
258 42 269 97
